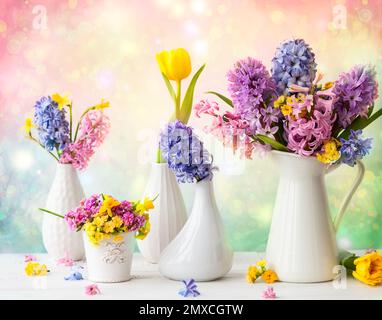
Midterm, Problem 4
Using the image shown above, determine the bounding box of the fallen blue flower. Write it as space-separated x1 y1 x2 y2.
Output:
64 266 84 281
178 279 200 297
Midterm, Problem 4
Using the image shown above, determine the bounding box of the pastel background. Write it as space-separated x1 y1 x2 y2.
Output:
0 0 381 253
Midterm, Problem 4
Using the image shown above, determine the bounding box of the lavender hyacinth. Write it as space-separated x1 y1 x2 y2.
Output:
160 121 214 183
340 130 372 167
333 65 378 129
227 57 277 116
33 96 70 151
271 39 317 94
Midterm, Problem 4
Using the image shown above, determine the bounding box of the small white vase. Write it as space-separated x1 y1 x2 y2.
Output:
159 179 233 281
137 163 187 263
42 163 85 261
83 232 135 283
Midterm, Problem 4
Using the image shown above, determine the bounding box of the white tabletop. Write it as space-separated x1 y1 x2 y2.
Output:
0 252 381 300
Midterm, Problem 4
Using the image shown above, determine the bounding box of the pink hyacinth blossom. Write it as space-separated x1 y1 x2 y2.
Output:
24 255 37 262
262 286 277 299
85 284 100 296
57 253 74 267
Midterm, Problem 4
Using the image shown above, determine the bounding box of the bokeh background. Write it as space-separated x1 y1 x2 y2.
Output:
0 0 381 253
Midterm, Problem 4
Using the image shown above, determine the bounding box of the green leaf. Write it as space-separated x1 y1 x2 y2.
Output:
38 208 64 219
206 91 233 108
161 72 176 104
368 104 374 117
179 64 205 124
255 134 289 151
339 107 382 140
339 250 357 271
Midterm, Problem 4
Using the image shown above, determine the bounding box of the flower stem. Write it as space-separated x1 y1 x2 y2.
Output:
175 80 181 120
156 147 163 163
30 135 59 161
38 208 65 219
74 107 93 142
69 102 73 141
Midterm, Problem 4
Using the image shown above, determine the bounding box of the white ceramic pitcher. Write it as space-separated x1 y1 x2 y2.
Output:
266 151 365 283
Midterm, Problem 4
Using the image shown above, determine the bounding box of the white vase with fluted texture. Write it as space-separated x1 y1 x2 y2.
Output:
137 163 187 263
159 179 233 281
42 163 85 260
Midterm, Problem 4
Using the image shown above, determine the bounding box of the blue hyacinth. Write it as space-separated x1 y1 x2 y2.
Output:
271 39 317 94
159 121 214 183
33 96 70 151
340 130 372 167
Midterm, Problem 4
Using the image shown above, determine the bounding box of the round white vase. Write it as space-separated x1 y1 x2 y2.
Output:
83 232 135 283
137 163 187 263
159 179 233 281
42 163 85 261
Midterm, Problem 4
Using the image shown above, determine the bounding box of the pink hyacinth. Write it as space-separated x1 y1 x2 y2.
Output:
85 284 100 296
60 110 110 170
24 255 37 262
57 253 74 267
262 286 277 299
194 99 220 118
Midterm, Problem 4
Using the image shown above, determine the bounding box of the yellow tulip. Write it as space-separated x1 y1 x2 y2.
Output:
352 251 382 286
156 48 191 81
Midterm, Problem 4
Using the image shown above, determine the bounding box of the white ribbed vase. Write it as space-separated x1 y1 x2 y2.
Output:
137 163 187 263
159 179 233 281
42 163 85 260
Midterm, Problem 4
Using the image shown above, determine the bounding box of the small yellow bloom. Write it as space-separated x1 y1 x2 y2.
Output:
99 195 120 216
273 96 285 108
94 99 110 110
135 219 151 240
286 96 294 105
25 262 48 276
136 197 155 213
23 118 35 136
281 104 293 116
52 93 70 110
352 251 382 286
113 235 124 243
156 48 191 81
323 82 333 90
256 260 267 268
246 266 258 284
112 216 123 228
316 138 341 164
261 269 278 284
103 221 116 233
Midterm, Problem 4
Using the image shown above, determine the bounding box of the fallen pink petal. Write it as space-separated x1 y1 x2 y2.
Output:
85 284 100 296
56 253 74 267
262 286 277 299
24 255 37 262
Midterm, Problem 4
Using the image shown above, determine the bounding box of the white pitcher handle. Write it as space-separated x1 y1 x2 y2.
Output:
333 160 365 232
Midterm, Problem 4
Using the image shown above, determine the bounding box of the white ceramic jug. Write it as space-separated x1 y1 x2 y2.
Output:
42 163 85 260
137 163 187 263
159 179 233 281
266 151 365 282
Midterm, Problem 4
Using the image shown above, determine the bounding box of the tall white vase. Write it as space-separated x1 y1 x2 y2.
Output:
137 163 187 263
159 179 233 281
42 163 85 261
266 151 365 282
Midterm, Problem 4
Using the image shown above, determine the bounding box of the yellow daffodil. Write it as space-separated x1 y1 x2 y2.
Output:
25 262 48 276
261 269 278 284
103 221 116 233
94 99 110 110
23 118 35 136
52 93 70 110
135 218 151 240
136 197 154 213
352 251 382 286
246 266 258 284
112 216 123 228
99 195 120 216
156 48 191 81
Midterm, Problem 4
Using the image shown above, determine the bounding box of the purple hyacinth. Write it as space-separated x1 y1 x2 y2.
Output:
340 130 372 167
333 65 378 129
227 57 277 117
33 96 70 151
271 39 317 94
159 121 214 183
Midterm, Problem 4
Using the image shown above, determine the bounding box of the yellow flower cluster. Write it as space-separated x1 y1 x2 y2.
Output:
85 195 155 245
246 260 278 284
25 262 48 276
274 94 308 118
353 251 382 286
316 138 341 164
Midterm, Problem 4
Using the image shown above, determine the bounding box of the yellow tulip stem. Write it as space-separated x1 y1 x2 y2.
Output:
175 80 181 120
